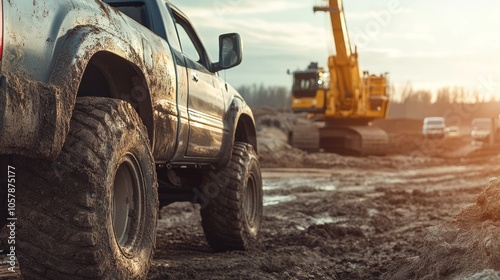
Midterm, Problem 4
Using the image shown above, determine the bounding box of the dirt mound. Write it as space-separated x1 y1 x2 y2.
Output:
257 127 308 167
253 107 298 132
254 108 309 167
387 178 500 279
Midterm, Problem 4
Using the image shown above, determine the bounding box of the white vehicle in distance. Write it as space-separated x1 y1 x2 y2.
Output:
471 118 492 143
422 117 446 139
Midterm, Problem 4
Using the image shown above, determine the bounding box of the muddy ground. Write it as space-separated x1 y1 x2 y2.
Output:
149 110 500 280
3 110 500 279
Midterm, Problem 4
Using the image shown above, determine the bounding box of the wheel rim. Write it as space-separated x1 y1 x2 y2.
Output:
112 153 143 253
244 172 257 226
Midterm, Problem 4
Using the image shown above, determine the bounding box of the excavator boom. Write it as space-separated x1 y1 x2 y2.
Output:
314 0 352 61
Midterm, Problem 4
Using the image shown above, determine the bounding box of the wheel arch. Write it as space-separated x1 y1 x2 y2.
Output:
76 51 155 148
234 113 258 153
219 96 258 168
42 25 162 158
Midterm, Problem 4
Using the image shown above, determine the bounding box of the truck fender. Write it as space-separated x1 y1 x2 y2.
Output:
47 26 154 157
219 96 258 167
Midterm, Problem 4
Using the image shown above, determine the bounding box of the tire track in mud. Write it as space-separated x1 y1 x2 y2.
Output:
2 155 499 279
148 157 500 279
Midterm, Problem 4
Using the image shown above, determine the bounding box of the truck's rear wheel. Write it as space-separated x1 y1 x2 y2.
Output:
16 98 158 279
200 142 263 251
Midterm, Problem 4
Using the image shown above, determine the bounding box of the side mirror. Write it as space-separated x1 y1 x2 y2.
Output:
214 33 242 72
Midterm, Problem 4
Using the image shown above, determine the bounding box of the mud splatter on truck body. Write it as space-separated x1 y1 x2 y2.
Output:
0 0 178 159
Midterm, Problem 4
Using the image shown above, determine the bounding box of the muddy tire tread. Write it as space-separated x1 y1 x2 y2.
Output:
17 98 157 279
200 142 263 251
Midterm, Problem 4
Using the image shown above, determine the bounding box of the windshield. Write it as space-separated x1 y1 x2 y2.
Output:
472 119 491 128
293 73 319 91
292 72 321 98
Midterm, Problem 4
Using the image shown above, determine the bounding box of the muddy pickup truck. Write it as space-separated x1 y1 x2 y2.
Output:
0 0 262 278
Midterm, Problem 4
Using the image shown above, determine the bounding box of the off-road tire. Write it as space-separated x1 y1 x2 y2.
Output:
16 97 158 279
200 142 263 251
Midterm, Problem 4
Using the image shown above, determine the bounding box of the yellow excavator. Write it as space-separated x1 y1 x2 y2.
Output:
289 0 390 156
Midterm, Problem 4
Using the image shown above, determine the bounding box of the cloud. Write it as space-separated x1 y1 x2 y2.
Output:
177 10 327 54
379 32 434 42
176 1 308 18
343 8 412 21
212 1 308 16
225 19 324 50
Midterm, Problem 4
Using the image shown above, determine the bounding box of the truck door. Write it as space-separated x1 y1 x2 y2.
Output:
174 16 226 159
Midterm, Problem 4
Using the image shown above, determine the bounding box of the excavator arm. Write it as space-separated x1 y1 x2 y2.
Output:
314 1 352 62
314 0 363 115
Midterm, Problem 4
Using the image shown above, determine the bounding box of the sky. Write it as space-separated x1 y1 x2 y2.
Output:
170 0 500 99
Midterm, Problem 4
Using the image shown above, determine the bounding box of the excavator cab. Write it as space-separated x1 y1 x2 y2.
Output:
291 62 330 113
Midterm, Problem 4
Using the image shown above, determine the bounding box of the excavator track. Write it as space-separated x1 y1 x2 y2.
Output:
290 124 389 156
289 125 320 152
319 125 389 156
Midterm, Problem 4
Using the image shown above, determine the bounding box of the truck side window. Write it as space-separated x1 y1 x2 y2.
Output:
163 5 181 51
175 22 201 63
108 2 152 30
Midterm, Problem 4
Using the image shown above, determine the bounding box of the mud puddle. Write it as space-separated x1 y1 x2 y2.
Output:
263 194 297 206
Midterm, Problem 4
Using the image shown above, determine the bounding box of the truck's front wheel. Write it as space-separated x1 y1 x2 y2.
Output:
200 142 263 251
17 98 158 279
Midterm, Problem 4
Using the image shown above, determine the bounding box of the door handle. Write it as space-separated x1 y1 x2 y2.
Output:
192 73 199 83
